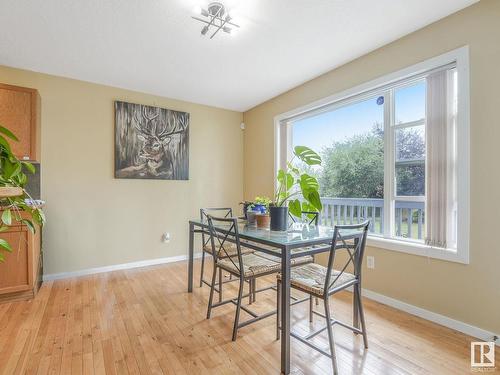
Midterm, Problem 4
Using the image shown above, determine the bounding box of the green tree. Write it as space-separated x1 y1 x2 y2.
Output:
318 123 425 199
320 130 384 198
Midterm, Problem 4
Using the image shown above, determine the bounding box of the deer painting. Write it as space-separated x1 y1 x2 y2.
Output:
115 101 189 180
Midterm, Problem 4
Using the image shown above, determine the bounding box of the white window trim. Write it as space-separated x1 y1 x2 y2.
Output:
274 46 470 264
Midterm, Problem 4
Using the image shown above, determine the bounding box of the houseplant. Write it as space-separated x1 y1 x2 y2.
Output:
0 124 45 262
270 146 322 231
250 196 271 228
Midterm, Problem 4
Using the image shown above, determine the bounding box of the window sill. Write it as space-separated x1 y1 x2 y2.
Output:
366 236 469 264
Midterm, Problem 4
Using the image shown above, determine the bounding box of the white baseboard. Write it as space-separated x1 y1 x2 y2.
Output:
359 287 500 346
43 252 202 281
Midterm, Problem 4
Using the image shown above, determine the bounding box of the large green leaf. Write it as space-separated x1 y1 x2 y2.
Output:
1 209 12 226
2 158 22 179
289 199 302 218
299 173 319 191
0 126 19 141
0 239 13 252
304 190 322 212
294 146 322 166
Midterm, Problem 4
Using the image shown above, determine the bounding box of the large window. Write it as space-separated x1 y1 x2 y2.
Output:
276 47 469 263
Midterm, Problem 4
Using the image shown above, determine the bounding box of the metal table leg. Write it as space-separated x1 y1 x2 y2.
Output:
281 245 291 374
188 222 194 292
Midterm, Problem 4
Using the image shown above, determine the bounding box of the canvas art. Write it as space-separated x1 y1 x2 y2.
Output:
114 101 189 180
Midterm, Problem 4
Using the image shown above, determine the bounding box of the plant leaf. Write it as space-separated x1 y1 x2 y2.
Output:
299 173 319 191
289 199 302 218
0 126 19 141
1 209 12 226
0 135 12 154
294 146 322 166
21 219 36 233
32 209 46 226
304 190 322 211
2 158 22 179
0 239 13 252
22 161 35 174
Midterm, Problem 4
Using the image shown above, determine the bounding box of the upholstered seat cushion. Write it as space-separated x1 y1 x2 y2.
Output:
277 263 356 297
218 253 282 278
203 243 254 258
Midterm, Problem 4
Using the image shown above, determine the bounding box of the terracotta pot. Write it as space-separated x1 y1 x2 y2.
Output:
256 214 270 228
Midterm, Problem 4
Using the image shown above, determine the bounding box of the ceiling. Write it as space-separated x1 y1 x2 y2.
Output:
0 0 478 112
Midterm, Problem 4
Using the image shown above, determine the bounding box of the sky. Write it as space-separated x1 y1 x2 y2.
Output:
292 81 426 153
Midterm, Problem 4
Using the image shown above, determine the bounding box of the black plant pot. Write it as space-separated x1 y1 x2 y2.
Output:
270 206 289 231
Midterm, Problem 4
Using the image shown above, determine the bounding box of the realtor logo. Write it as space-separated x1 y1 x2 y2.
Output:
471 342 495 370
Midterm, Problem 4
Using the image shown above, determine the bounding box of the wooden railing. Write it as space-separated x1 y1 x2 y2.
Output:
318 197 425 240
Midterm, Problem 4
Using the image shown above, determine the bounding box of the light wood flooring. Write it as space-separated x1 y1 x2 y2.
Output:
0 259 498 374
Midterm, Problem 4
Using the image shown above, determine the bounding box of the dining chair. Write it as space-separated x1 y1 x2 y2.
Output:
289 210 319 226
276 221 370 374
199 208 254 296
206 215 285 340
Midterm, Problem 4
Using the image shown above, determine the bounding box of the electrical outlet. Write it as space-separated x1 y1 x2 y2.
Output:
162 233 171 243
367 256 375 269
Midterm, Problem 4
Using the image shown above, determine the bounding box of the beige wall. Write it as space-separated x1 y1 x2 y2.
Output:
0 65 243 275
243 0 500 334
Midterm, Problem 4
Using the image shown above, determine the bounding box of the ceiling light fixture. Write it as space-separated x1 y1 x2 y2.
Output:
192 2 240 39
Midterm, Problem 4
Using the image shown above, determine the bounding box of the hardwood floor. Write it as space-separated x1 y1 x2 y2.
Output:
0 259 497 374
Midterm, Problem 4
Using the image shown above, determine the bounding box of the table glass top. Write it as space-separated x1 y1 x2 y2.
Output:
190 219 350 247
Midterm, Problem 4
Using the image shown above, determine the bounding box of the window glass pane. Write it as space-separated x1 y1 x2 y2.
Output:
395 81 425 124
395 124 425 196
396 164 425 196
394 204 425 241
395 126 425 162
291 96 384 234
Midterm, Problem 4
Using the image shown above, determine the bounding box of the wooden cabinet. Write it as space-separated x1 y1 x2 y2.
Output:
0 83 41 161
0 211 42 303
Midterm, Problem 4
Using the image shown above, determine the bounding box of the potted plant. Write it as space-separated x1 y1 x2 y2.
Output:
270 146 323 231
251 196 270 214
0 125 45 262
251 196 271 228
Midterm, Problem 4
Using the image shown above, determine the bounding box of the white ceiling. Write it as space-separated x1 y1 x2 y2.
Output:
0 0 477 111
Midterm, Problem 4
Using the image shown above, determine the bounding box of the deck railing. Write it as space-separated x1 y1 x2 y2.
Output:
318 197 425 240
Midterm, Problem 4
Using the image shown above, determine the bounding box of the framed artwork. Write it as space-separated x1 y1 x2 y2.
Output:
114 101 189 180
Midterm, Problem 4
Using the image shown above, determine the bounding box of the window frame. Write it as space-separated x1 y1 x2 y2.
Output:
274 46 470 264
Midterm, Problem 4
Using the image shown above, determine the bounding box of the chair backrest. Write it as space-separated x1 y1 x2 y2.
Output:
200 207 233 250
206 215 244 276
289 211 319 226
324 221 370 295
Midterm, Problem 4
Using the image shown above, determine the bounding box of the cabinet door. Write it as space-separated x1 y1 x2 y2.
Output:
0 85 33 160
0 227 32 294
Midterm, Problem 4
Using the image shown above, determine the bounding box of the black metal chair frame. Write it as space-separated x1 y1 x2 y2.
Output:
289 210 319 226
206 215 279 341
276 221 370 374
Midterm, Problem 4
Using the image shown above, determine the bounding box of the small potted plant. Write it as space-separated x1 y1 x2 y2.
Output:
251 196 270 214
252 196 271 228
270 146 323 231
0 125 45 261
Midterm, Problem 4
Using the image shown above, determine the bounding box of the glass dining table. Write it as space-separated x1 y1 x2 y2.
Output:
187 219 356 374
